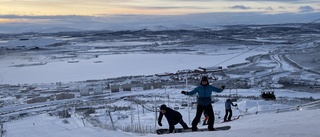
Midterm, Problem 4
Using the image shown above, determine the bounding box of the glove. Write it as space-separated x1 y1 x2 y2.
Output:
235 104 238 107
158 121 162 126
221 85 225 89
181 91 186 95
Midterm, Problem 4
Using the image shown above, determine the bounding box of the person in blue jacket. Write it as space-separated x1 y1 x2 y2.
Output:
158 104 189 133
181 76 225 131
224 98 237 122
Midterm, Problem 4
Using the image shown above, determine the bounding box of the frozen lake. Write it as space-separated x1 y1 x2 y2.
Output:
0 52 265 84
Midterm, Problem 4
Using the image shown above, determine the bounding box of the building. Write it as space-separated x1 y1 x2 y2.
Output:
143 83 152 90
110 84 120 93
152 82 163 89
122 84 132 91
80 87 90 96
56 93 75 100
26 97 47 104
94 86 103 95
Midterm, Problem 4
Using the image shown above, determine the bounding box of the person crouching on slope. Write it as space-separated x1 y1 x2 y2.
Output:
158 104 189 133
181 76 225 131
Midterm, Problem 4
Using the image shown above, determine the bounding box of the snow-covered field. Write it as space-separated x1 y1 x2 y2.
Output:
0 52 266 84
4 96 320 137
3 86 320 137
1 24 320 137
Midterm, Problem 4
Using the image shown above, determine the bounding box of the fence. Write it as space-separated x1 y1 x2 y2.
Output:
120 124 155 133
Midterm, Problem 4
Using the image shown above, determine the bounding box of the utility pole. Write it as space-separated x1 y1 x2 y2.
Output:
81 117 86 127
154 96 158 131
167 94 170 107
137 104 141 132
107 110 115 130
131 105 134 126
185 75 191 125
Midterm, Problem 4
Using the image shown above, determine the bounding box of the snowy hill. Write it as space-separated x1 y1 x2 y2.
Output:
4 106 320 137
0 22 319 137
2 88 320 137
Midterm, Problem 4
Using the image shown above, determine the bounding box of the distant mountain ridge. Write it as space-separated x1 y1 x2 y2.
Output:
0 12 319 33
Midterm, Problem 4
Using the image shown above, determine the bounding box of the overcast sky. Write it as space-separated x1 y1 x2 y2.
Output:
0 0 319 33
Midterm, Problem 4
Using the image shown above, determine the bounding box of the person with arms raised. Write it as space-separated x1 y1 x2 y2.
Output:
181 76 225 131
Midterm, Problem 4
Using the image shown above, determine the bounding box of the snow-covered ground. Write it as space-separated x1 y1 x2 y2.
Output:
0 52 265 84
3 86 320 137
4 101 320 137
1 23 319 137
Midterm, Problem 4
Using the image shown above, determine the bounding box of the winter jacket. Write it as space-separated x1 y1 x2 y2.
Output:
158 107 182 126
186 85 223 106
225 100 236 110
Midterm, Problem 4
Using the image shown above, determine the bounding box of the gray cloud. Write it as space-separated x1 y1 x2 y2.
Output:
279 6 286 9
229 5 274 11
266 7 274 11
258 7 274 11
299 6 315 13
230 5 251 10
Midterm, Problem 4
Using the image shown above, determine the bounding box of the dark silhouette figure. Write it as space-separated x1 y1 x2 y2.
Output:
158 104 189 133
224 98 237 122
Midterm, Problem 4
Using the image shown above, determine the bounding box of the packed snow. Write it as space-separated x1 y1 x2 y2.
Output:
4 94 320 137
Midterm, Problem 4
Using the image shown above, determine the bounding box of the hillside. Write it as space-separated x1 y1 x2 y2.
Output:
4 105 320 137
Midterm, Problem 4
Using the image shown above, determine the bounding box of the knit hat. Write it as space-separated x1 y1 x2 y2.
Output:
201 76 208 82
200 76 209 86
160 104 167 110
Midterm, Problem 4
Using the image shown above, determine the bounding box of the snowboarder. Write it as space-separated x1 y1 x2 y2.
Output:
224 98 237 122
202 110 209 125
181 76 225 131
158 104 189 133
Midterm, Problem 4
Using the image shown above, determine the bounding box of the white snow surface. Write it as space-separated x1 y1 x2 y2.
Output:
5 107 320 137
1 27 320 137
0 52 264 84
3 88 320 137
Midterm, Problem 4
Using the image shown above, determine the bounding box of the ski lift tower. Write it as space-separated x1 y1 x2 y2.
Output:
229 88 238 102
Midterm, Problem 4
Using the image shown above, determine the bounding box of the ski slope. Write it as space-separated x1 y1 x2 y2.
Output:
4 103 320 137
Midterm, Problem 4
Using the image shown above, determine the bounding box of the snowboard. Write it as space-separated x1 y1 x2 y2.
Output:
156 125 231 135
221 115 241 123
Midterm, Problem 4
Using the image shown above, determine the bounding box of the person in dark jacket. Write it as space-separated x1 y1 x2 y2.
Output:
158 104 189 133
181 76 225 131
224 98 237 122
